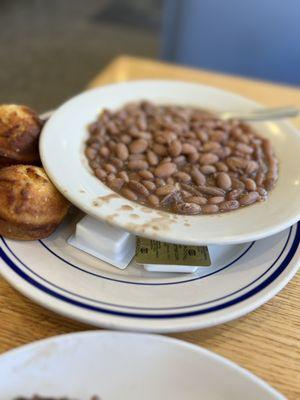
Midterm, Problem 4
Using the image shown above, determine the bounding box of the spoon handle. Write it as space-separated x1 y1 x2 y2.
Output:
219 106 300 121
41 107 299 123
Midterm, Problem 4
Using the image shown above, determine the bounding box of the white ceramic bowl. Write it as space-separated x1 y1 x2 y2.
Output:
40 80 300 245
0 331 284 400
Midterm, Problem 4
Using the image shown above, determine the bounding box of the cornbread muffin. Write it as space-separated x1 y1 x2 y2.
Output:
0 165 69 240
0 104 42 166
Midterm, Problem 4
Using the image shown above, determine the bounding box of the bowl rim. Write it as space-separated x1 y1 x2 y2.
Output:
39 79 300 245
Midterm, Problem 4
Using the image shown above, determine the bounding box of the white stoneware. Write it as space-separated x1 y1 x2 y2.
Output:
0 211 299 333
0 331 285 400
40 80 300 245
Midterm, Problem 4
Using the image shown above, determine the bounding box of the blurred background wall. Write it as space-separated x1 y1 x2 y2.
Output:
0 0 299 112
162 0 300 86
0 0 162 111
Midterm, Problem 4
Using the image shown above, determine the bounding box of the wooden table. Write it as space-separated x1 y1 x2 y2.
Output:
1 56 299 399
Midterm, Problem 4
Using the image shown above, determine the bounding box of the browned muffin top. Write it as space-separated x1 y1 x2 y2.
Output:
0 104 42 163
0 165 69 226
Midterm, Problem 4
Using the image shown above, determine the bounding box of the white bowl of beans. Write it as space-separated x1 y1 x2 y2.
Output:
40 80 300 245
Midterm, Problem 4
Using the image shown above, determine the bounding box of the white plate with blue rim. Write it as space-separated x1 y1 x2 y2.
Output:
0 331 285 399
0 207 299 333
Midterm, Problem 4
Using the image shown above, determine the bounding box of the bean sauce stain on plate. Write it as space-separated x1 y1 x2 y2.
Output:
143 214 176 233
79 189 86 193
118 205 134 211
125 222 146 233
98 193 119 202
16 342 59 369
95 191 176 234
106 213 119 224
129 214 140 219
140 206 154 214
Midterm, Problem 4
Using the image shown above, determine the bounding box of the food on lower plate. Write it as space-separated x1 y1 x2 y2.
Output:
0 104 42 166
0 165 70 240
85 101 278 215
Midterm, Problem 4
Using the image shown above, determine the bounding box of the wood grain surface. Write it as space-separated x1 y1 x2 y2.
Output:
1 56 299 399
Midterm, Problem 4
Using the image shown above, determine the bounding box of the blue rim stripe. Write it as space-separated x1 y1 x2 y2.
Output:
0 223 299 319
39 239 255 286
0 227 293 311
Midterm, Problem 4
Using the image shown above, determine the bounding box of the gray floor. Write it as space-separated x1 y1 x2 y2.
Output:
0 0 162 112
